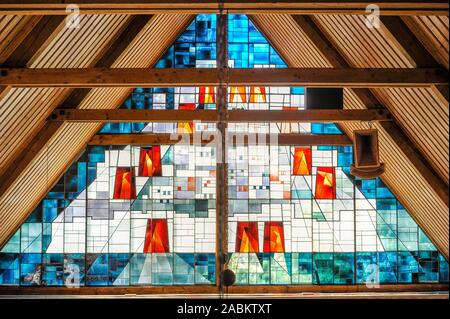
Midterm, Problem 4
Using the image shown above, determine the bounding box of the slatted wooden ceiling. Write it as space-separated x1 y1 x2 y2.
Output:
0 11 448 258
0 15 55 65
403 16 449 69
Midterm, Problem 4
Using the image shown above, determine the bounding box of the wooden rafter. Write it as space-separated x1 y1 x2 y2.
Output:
48 109 393 122
0 67 447 88
0 1 448 15
287 15 449 258
381 16 449 104
401 16 449 71
88 133 352 146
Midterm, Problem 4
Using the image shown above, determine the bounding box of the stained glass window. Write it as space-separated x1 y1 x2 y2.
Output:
0 14 447 287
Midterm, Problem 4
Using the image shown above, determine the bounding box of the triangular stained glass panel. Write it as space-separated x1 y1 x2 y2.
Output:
0 14 447 288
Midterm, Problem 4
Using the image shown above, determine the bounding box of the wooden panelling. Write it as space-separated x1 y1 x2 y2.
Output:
402 15 449 70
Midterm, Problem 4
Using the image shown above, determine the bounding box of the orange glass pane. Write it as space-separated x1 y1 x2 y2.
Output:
229 86 247 103
263 222 285 253
113 167 136 200
178 103 196 133
199 86 215 104
139 146 162 177
250 87 267 103
187 176 195 191
236 222 259 253
144 219 170 253
293 147 312 175
177 122 194 134
315 167 336 199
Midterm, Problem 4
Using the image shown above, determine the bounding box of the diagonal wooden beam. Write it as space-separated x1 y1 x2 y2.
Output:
0 67 447 88
401 16 449 71
381 16 449 104
0 1 448 16
0 15 154 201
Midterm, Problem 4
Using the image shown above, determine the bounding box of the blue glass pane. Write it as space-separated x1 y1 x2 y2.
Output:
0 253 20 285
356 252 377 284
439 255 449 283
313 253 333 285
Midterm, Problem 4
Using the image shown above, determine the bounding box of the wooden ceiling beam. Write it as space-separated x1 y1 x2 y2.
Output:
88 133 352 146
0 1 448 15
49 108 392 123
290 15 449 258
0 67 447 88
381 16 449 104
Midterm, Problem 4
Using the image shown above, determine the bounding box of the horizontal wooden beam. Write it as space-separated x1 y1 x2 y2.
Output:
0 68 447 88
0 284 447 295
49 108 392 122
89 133 352 146
0 1 448 16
